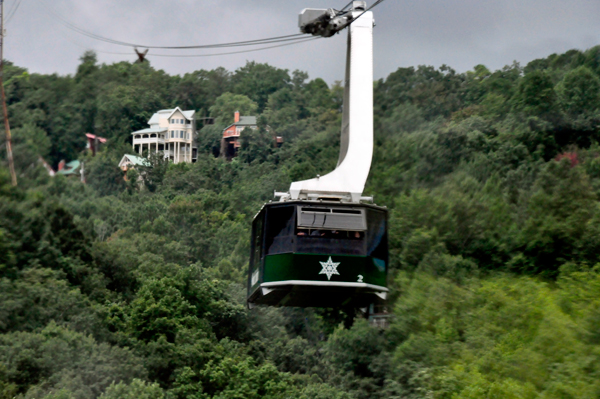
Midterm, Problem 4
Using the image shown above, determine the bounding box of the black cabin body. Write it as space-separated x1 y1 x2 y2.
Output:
247 200 388 308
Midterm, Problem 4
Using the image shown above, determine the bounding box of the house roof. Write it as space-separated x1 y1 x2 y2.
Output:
147 108 195 125
85 133 107 143
119 154 150 168
131 127 168 135
166 107 195 121
224 116 258 131
56 160 80 176
38 157 55 177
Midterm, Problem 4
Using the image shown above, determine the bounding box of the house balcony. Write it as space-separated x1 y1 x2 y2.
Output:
133 137 166 145
223 131 240 138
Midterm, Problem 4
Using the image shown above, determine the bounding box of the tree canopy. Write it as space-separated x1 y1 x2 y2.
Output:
3 46 600 397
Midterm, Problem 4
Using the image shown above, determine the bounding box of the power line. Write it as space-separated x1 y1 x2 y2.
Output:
5 0 23 23
0 0 17 186
4 0 15 18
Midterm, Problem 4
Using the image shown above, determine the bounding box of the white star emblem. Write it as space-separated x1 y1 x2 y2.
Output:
319 257 340 280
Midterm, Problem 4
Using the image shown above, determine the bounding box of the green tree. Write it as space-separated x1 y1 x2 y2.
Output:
516 159 596 275
136 152 169 192
209 92 258 125
232 61 291 112
86 148 126 195
557 65 600 116
100 379 164 399
511 70 558 117
238 126 273 164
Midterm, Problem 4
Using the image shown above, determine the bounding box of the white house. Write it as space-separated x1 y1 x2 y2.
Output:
131 107 197 163
118 154 149 172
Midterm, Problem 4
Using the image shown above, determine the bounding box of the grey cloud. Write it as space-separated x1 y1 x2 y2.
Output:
6 0 600 83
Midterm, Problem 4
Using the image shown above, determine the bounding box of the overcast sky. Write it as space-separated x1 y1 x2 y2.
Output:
6 0 600 84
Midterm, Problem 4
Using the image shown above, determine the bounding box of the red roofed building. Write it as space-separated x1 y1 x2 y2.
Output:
221 111 282 159
85 133 107 156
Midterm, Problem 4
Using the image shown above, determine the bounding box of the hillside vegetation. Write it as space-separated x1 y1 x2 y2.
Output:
2 47 600 398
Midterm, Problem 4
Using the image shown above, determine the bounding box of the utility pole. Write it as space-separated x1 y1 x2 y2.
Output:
0 0 16 186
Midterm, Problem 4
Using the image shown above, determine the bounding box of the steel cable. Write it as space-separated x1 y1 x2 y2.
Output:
39 0 306 50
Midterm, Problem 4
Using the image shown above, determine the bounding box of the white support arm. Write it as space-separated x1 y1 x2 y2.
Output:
289 10 374 203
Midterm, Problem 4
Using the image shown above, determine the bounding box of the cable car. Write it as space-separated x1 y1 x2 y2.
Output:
247 201 388 307
248 2 384 308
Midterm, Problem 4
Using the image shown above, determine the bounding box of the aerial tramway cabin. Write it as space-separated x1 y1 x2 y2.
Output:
247 2 388 309
247 201 388 308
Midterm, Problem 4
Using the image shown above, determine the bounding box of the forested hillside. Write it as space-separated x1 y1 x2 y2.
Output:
2 46 600 398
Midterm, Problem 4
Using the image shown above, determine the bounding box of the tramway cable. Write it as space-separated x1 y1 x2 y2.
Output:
35 0 383 60
146 37 320 58
39 0 306 51
345 0 385 25
51 23 318 59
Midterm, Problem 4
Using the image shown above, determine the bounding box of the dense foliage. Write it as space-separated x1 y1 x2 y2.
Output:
2 46 600 398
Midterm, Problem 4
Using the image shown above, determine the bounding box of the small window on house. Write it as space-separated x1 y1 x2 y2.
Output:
180 131 184 138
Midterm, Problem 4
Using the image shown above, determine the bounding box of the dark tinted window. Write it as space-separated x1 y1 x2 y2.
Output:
265 205 296 255
295 234 365 256
250 212 264 271
366 209 388 261
298 206 367 231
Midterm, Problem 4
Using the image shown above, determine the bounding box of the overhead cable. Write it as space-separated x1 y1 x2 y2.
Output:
5 0 23 23
39 0 306 50
347 0 386 26
147 37 320 58
336 1 354 14
52 21 318 59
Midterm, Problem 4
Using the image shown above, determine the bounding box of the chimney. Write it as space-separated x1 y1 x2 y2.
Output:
58 160 66 171
234 111 240 123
